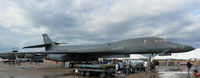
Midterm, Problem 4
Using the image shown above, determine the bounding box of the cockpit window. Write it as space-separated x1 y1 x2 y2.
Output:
155 39 161 42
155 39 158 42
163 39 168 42
155 38 168 42
144 40 147 43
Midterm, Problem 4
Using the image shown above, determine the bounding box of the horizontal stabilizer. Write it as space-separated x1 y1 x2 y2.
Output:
23 44 51 49
53 42 67 45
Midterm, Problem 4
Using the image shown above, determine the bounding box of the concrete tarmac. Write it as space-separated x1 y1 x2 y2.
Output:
0 61 196 78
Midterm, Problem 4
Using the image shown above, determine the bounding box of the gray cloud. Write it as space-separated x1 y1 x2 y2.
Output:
0 0 200 52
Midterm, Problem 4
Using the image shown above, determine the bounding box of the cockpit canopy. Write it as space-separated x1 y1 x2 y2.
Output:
155 38 168 42
142 37 168 43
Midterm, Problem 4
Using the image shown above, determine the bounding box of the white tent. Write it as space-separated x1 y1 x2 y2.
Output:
129 54 148 59
153 48 200 60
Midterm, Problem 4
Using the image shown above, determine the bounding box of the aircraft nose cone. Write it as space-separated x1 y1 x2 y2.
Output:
184 45 195 52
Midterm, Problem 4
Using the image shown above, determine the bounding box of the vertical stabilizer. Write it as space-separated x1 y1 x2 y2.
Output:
23 34 63 51
43 34 53 44
42 33 54 51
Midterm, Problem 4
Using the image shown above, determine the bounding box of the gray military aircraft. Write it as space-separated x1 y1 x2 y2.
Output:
21 34 194 61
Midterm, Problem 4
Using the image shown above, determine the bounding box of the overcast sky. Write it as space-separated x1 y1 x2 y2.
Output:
0 0 200 52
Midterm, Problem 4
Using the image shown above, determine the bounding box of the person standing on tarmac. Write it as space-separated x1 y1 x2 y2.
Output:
194 59 199 72
155 60 159 73
126 61 131 75
115 62 119 73
119 60 124 73
187 60 192 76
151 60 156 72
143 61 148 73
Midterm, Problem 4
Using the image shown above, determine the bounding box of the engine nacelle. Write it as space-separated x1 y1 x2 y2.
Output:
46 54 70 62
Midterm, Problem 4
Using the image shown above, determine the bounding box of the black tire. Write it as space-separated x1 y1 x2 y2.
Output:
107 73 112 77
80 71 85 76
100 72 106 78
132 68 135 72
143 68 145 72
85 71 90 76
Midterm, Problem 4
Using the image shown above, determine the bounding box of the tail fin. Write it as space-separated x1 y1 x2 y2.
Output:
43 33 53 44
42 34 67 45
23 34 66 51
23 33 54 51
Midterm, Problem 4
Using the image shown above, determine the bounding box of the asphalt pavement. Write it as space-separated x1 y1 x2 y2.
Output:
0 61 196 78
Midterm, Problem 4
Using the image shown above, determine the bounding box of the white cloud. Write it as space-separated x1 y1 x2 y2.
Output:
0 1 50 36
0 0 200 51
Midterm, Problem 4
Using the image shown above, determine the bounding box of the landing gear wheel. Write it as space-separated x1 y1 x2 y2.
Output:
80 71 85 76
85 71 90 76
100 72 106 78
